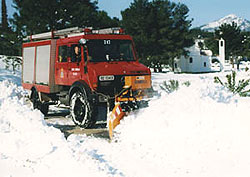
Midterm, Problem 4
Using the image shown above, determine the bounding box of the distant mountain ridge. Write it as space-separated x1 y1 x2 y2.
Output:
200 14 250 32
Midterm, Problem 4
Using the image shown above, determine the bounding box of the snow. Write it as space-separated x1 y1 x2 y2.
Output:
115 72 250 177
201 14 250 32
0 56 22 85
1 56 250 177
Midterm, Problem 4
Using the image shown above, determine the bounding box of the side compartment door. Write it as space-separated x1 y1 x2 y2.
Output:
55 45 69 85
68 44 83 85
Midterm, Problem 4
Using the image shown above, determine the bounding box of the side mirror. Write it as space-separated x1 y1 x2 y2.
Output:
79 38 88 45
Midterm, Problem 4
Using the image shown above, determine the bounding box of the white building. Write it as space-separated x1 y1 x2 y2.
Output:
174 39 214 73
174 38 250 73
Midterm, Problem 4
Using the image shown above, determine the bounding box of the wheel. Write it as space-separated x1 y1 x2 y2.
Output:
30 90 49 116
40 103 49 116
70 90 97 128
30 90 39 110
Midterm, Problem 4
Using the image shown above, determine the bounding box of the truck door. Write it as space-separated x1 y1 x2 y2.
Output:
68 44 83 85
55 45 69 85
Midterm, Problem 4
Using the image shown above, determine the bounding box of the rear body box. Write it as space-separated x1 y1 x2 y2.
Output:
22 39 59 93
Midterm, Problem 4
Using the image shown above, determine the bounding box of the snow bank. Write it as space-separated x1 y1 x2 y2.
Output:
0 81 109 177
112 73 250 177
65 72 250 177
0 56 21 85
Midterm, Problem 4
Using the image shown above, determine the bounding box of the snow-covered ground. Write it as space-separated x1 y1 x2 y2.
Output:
1 57 250 177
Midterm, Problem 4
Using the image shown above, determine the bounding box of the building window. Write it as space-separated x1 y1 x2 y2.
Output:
58 45 68 62
204 62 207 67
220 41 223 47
189 57 193 63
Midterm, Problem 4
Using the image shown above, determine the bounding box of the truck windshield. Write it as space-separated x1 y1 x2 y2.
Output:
87 39 135 62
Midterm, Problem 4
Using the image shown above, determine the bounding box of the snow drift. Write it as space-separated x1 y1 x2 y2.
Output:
0 80 111 177
1 59 250 177
114 74 250 177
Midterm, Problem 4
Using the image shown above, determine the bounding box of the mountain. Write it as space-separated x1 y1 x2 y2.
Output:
201 14 250 32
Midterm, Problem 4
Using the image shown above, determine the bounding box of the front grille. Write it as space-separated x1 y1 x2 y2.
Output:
97 75 125 96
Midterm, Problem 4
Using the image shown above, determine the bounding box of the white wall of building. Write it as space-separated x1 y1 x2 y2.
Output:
174 39 213 73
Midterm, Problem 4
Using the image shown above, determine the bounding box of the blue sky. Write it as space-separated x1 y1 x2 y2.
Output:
5 0 250 27
97 0 250 27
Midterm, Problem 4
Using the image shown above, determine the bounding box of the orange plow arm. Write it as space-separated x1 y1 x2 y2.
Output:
108 103 126 139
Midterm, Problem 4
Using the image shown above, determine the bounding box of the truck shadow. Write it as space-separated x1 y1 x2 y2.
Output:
46 108 70 117
45 109 109 139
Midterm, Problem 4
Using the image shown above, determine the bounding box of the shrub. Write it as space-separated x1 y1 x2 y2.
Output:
2 56 22 73
160 80 190 94
214 71 250 97
182 81 191 87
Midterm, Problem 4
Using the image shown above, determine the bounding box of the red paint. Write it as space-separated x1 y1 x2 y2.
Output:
22 83 50 93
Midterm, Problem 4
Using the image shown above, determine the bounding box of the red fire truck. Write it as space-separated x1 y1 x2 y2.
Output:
22 27 151 135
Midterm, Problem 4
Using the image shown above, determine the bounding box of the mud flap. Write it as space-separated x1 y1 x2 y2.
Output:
108 103 125 139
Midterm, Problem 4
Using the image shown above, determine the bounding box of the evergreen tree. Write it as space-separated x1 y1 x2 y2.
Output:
8 0 119 55
121 0 193 71
204 36 219 55
96 11 120 28
0 31 20 56
0 0 20 56
204 22 244 61
190 28 214 39
241 32 250 60
1 0 8 31
12 0 120 36
57 0 99 29
121 0 151 63
215 22 244 63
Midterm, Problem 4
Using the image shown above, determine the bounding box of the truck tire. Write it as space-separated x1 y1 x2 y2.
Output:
40 104 49 116
30 90 49 116
31 90 39 110
70 90 97 128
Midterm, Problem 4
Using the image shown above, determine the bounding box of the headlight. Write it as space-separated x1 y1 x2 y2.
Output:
136 76 145 80
99 75 115 81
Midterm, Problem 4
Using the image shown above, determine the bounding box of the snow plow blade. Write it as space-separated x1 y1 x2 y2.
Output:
107 75 153 139
108 103 126 139
107 100 149 139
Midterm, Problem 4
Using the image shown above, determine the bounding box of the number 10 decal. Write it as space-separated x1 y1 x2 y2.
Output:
104 40 111 45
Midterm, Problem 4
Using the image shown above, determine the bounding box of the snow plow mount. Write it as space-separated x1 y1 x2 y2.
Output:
108 86 149 139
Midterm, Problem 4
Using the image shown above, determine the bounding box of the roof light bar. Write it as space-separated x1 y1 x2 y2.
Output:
92 27 124 34
23 27 125 41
